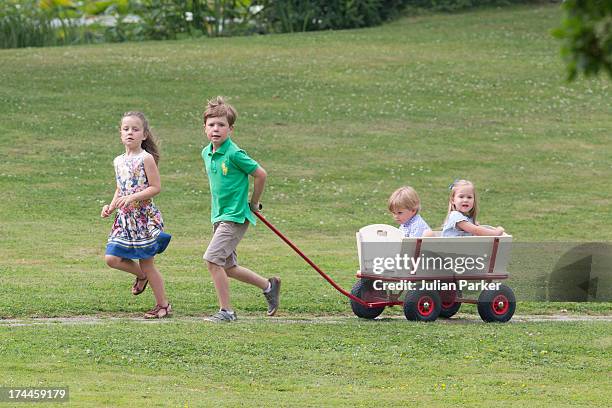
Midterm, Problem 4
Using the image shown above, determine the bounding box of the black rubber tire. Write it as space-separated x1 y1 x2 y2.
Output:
439 289 461 318
477 284 516 323
403 290 441 322
350 280 385 319
439 301 461 318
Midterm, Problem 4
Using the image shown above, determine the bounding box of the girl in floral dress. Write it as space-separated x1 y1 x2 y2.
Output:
101 111 172 318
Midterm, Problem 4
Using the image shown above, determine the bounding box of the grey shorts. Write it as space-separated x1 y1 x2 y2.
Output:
203 221 249 269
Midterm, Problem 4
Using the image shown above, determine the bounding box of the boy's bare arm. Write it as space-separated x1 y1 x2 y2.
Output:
249 166 267 210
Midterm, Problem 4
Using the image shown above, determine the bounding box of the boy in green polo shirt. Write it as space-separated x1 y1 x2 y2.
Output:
201 96 281 322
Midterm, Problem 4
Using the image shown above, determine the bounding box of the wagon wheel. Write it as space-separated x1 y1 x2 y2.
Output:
403 290 441 322
439 290 462 319
477 284 516 323
350 279 385 319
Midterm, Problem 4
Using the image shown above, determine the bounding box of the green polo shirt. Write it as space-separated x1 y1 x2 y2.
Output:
202 138 259 225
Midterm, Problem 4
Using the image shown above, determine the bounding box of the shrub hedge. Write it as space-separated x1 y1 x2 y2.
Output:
1 0 547 48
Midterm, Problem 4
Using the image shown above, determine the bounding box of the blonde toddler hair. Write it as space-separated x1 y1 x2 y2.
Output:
446 179 479 224
388 186 421 213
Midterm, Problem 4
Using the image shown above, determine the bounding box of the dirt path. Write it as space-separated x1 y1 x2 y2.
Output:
1 313 611 327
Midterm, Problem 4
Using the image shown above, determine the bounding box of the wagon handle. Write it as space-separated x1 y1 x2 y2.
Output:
254 211 375 308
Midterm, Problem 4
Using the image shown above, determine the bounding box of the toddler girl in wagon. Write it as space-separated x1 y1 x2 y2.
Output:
442 179 504 237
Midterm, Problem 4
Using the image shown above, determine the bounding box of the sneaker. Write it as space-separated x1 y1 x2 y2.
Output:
264 277 281 316
207 309 237 323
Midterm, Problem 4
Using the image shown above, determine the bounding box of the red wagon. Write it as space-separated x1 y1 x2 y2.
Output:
351 224 515 322
255 213 515 323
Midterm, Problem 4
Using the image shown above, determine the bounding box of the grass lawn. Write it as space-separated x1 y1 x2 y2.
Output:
1 319 610 407
0 3 610 406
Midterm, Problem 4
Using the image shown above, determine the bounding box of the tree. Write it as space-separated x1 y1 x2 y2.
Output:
553 0 612 80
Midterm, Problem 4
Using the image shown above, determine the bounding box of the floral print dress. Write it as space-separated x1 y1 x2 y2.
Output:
105 150 171 259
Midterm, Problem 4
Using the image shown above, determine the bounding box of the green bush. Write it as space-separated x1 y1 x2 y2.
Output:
198 0 260 37
1 1 58 48
0 0 108 48
255 0 541 34
132 0 185 40
418 0 542 12
0 0 547 48
552 0 612 80
257 0 390 32
95 0 259 40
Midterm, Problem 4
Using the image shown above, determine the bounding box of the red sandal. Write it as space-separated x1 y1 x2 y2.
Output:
144 303 172 319
131 276 148 296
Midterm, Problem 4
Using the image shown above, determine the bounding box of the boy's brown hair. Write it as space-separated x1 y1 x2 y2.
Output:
203 96 237 126
388 186 421 213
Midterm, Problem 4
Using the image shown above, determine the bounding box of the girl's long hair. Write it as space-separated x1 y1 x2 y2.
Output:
443 179 478 226
121 111 160 164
